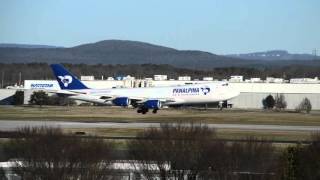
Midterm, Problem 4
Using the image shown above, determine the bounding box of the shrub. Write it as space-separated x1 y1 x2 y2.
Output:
263 95 275 109
28 91 49 107
12 90 24 105
277 133 320 180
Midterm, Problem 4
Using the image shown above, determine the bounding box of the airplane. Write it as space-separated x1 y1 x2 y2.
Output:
50 64 240 114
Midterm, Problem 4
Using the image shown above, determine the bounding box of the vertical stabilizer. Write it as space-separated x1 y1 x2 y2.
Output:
50 64 89 90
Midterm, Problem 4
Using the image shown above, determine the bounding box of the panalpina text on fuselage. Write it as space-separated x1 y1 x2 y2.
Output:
172 87 200 96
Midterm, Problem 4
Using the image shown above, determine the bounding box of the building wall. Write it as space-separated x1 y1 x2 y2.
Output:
230 93 320 110
229 83 320 94
83 81 124 89
228 83 320 110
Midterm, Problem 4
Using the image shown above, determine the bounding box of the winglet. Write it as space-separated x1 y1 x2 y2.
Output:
50 64 89 90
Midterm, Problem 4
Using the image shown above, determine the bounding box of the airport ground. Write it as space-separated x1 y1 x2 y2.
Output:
0 105 319 142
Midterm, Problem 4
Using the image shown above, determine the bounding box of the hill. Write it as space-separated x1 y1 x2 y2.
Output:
0 40 319 69
0 43 61 49
227 50 319 61
0 40 245 69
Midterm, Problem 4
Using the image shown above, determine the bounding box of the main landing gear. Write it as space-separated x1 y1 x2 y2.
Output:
137 107 158 114
137 107 148 114
152 109 158 114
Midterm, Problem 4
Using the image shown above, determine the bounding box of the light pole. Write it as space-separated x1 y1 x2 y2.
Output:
1 71 4 88
19 72 22 86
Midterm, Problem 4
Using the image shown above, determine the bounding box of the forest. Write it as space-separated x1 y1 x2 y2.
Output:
0 63 320 87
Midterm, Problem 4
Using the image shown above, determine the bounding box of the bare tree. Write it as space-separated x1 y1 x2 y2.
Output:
128 124 278 180
3 126 114 180
228 137 277 180
127 122 219 180
274 94 287 111
296 97 312 113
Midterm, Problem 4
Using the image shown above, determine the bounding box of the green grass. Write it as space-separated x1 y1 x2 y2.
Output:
63 127 313 143
1 106 319 142
0 106 320 126
216 129 312 142
65 128 143 137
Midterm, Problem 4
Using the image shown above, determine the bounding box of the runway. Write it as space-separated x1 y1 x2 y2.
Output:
0 120 320 132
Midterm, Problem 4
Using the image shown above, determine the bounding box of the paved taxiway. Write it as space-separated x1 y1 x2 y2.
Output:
0 120 320 131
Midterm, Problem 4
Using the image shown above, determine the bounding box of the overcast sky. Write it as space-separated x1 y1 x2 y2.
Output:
1 0 319 54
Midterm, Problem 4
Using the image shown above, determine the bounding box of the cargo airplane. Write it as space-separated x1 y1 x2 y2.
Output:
50 64 239 114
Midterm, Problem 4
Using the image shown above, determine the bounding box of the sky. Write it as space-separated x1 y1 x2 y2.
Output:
0 0 319 54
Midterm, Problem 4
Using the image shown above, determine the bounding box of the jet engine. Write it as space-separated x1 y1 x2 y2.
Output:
144 100 161 109
112 97 130 107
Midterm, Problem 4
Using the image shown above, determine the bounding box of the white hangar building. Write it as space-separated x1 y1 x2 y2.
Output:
19 79 320 110
228 83 320 109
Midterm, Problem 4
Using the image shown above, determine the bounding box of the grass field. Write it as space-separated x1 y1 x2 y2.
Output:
1 106 319 141
0 106 319 126
63 127 313 142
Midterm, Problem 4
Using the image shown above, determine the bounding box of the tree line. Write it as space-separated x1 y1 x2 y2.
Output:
263 94 312 113
0 124 319 180
1 63 320 87
12 91 314 114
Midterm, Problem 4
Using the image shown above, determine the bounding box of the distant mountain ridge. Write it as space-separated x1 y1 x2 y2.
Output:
227 50 319 61
0 40 247 69
0 43 61 49
73 40 176 52
0 40 319 69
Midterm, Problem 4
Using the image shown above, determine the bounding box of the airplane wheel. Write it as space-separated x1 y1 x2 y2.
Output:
152 109 158 114
142 110 147 114
137 109 142 113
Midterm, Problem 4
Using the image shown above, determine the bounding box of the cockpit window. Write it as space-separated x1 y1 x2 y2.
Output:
222 83 228 86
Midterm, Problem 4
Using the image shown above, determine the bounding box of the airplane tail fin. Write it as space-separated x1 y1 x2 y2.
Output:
50 64 89 90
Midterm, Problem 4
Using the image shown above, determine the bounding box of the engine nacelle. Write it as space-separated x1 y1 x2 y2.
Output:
112 97 130 107
144 100 161 109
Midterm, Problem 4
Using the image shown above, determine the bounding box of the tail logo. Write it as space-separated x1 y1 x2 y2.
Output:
201 86 211 95
58 75 73 87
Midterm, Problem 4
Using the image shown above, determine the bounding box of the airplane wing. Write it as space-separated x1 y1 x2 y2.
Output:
134 98 176 103
32 89 82 96
6 86 28 90
99 95 177 104
8 85 178 106
6 86 81 96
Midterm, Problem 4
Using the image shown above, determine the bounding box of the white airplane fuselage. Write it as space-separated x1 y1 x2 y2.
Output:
68 82 239 105
50 64 240 114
